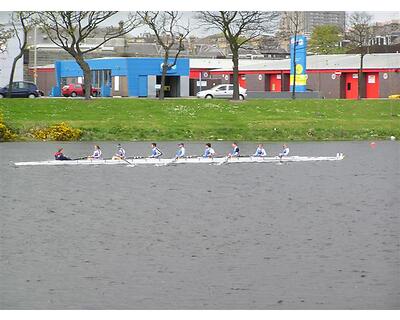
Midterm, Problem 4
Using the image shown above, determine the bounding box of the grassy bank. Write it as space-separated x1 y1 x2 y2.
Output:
0 98 399 141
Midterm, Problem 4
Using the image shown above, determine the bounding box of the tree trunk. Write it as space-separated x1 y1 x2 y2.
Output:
74 54 92 100
232 49 239 100
159 53 169 100
7 53 23 98
291 34 297 100
358 53 364 100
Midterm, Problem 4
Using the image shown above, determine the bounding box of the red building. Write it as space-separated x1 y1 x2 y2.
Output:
190 54 400 99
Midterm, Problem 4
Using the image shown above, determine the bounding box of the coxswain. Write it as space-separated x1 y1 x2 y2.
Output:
253 144 267 157
175 143 186 159
149 143 163 158
88 145 102 160
112 144 126 160
279 144 290 158
54 147 70 161
228 142 240 157
203 143 216 158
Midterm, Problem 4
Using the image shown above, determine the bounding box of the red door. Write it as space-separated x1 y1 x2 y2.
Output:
269 74 282 92
365 72 379 98
345 73 359 99
239 74 247 89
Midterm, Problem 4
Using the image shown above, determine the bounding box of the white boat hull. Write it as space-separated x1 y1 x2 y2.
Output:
14 154 344 167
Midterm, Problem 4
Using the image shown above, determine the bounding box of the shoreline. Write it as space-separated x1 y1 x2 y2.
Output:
1 98 399 142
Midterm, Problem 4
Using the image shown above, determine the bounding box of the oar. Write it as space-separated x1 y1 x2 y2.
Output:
217 156 229 166
72 156 87 160
121 157 135 166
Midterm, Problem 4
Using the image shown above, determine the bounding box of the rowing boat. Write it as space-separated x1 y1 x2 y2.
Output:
14 154 344 166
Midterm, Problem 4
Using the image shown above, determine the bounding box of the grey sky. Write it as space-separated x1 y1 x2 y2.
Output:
1 11 399 36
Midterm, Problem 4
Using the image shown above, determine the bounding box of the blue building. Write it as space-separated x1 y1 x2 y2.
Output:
53 57 190 97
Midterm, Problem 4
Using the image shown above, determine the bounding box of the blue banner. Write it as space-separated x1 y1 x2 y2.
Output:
290 35 307 92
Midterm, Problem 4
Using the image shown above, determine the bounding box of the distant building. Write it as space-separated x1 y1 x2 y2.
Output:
280 11 346 37
369 21 400 46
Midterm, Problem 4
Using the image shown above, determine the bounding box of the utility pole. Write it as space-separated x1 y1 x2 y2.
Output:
33 25 37 84
291 35 297 99
199 71 202 93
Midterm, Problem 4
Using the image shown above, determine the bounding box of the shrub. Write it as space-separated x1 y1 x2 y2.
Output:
31 122 82 141
0 113 17 141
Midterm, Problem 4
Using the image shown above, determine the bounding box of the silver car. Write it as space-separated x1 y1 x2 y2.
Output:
196 84 247 100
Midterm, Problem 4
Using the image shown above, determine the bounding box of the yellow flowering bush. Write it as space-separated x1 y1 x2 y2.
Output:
0 113 17 141
31 122 82 141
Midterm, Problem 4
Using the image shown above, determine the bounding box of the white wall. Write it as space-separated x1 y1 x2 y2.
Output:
0 28 24 87
180 76 189 97
147 75 157 98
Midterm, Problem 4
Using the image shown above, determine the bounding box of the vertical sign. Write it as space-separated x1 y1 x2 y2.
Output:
290 35 307 92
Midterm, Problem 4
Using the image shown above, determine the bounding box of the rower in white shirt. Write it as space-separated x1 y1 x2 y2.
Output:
87 145 102 160
279 144 290 158
112 144 126 160
203 143 216 158
175 143 185 159
253 143 267 157
228 142 240 157
150 143 163 158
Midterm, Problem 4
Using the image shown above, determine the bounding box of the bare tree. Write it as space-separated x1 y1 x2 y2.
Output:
36 12 140 99
7 12 35 98
138 11 190 100
280 12 304 99
0 24 12 54
346 12 373 100
198 11 278 100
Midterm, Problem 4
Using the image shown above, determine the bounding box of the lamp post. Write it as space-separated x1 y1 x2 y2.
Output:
33 25 37 84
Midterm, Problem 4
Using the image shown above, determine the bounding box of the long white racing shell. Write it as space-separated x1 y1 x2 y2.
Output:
14 154 345 166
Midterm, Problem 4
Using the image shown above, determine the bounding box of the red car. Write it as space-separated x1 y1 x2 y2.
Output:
62 84 101 97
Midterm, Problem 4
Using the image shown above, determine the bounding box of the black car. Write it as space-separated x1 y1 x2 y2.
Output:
0 81 42 98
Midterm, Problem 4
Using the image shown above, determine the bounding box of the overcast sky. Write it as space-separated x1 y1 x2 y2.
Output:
1 11 399 36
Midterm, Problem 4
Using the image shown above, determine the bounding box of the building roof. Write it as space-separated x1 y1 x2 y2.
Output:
189 58 283 70
212 53 400 72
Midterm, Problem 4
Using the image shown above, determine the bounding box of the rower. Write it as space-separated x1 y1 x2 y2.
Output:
54 147 71 161
150 143 163 158
112 144 126 160
279 144 290 158
228 142 240 157
88 145 102 160
175 143 185 159
203 143 216 158
253 144 267 157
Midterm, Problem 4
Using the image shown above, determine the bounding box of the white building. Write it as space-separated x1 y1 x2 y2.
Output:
0 25 23 87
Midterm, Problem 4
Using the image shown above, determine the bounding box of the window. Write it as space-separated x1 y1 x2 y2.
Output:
217 85 226 91
347 83 351 91
228 85 233 90
12 82 26 89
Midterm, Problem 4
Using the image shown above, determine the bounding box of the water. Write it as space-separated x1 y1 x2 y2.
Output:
0 141 399 309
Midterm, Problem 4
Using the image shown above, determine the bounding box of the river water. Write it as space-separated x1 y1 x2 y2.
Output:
0 141 399 309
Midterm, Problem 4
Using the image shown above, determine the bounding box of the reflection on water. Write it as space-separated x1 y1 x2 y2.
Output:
0 141 399 309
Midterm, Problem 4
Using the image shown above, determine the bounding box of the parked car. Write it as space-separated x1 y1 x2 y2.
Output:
61 83 101 97
196 84 247 100
0 81 42 98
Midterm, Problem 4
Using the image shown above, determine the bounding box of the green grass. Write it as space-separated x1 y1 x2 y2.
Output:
0 98 399 141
